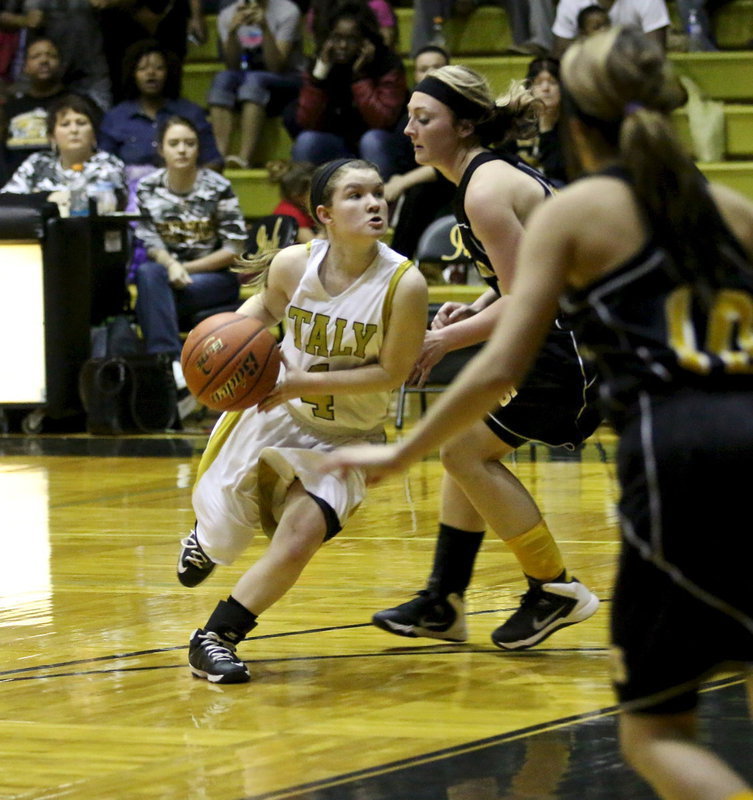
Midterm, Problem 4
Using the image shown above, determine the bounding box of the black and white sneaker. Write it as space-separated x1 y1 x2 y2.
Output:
491 578 599 650
372 590 468 642
177 387 199 420
172 360 198 420
188 629 250 684
177 527 215 587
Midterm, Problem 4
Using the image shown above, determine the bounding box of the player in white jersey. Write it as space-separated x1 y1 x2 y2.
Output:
176 158 428 684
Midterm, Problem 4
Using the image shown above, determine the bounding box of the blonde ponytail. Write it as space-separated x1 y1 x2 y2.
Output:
233 248 282 291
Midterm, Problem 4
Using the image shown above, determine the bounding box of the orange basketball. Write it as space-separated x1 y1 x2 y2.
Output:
180 312 281 411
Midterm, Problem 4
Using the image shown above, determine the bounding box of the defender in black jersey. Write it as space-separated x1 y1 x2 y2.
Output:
368 65 601 651
327 27 753 800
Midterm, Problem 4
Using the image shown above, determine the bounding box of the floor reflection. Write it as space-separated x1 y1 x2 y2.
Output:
276 679 750 800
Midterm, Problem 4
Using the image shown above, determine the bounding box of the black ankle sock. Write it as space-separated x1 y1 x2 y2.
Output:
526 569 567 589
204 597 258 644
426 524 485 597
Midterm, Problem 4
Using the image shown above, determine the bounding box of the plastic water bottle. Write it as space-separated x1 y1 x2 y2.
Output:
430 16 446 47
93 180 118 215
69 163 90 217
687 9 705 52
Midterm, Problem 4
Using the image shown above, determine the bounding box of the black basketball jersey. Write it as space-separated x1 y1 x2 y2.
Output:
453 150 555 294
561 176 753 430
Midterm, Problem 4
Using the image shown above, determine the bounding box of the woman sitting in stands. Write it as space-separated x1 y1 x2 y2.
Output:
99 39 222 208
1 93 126 211
515 57 567 187
289 1 407 179
133 115 246 415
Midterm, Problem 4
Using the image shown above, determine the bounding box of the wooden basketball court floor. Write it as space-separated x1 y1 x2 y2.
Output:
1 419 750 800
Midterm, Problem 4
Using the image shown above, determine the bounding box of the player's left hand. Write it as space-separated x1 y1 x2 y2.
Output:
257 352 310 412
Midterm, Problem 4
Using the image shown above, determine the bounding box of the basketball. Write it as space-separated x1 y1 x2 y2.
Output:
180 312 281 411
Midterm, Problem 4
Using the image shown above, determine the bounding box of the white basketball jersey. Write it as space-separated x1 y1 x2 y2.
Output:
282 238 412 434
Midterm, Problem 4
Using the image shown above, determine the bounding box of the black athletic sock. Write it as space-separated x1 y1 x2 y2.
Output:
426 524 485 597
203 596 258 644
526 569 567 590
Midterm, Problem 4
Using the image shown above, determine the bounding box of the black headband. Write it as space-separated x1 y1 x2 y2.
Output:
309 158 355 217
413 75 487 120
560 84 621 144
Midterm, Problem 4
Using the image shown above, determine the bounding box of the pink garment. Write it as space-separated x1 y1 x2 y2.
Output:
306 0 396 33
368 0 397 28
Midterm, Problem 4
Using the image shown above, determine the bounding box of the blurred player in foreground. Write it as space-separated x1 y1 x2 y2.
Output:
326 27 753 800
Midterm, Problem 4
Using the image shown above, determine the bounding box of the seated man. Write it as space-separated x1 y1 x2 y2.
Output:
22 0 112 110
0 36 68 183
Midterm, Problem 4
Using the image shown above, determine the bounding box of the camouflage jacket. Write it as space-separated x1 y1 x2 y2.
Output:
1 150 126 195
135 167 247 261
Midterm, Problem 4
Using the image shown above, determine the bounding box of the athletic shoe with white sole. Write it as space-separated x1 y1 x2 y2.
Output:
177 526 215 587
491 577 599 650
188 629 250 683
372 590 468 642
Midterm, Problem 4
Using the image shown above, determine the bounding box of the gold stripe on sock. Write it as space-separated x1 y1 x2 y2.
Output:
505 520 565 583
725 791 753 800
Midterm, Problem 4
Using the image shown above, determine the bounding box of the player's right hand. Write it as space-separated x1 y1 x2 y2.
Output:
320 444 408 485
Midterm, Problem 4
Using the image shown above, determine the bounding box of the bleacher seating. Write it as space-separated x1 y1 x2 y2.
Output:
182 1 753 217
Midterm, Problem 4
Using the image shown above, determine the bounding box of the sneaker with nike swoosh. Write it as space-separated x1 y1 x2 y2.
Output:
491 577 599 650
372 590 468 642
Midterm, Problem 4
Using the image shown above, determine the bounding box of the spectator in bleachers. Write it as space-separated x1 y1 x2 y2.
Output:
133 115 246 407
267 158 317 242
207 0 304 169
409 0 453 56
309 0 398 50
99 39 222 208
387 44 455 260
290 1 407 178
552 0 670 57
1 93 126 212
502 1 555 55
0 0 42 86
411 1 555 57
22 0 111 110
98 0 206 105
0 36 67 182
576 4 611 37
515 56 565 185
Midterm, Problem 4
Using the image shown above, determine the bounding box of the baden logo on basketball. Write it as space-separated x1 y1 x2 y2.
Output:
209 350 263 406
